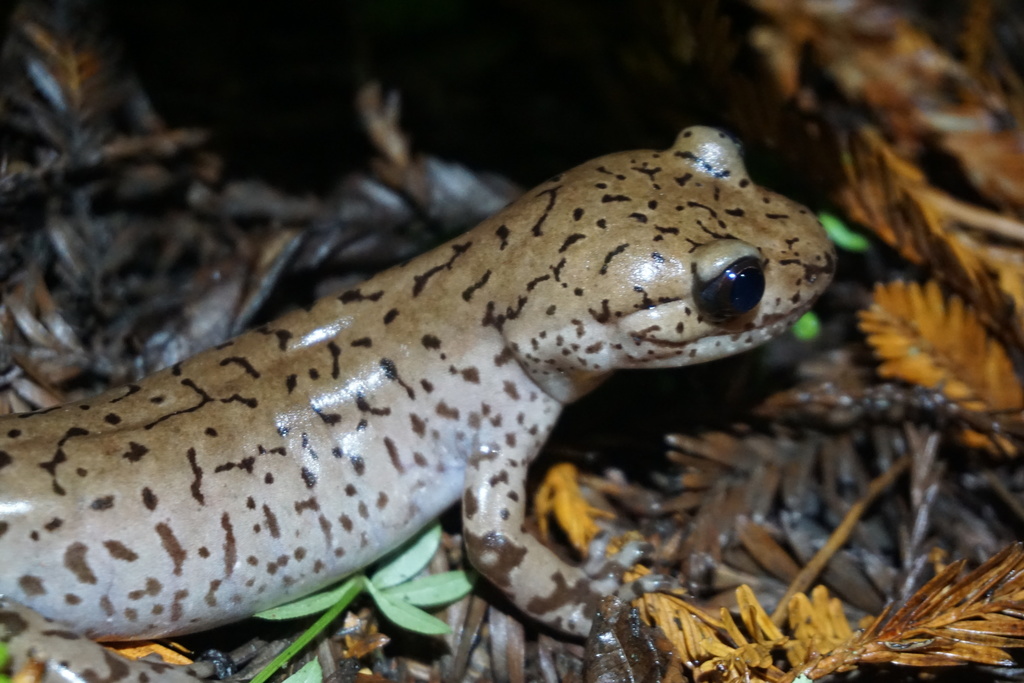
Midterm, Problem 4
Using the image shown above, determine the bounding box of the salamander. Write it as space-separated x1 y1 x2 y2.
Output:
0 126 834 681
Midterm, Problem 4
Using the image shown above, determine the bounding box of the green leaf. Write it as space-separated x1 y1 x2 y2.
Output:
819 211 870 253
249 578 364 683
371 523 442 589
365 579 452 635
280 658 322 683
254 576 361 620
0 640 8 683
382 570 475 608
791 311 822 341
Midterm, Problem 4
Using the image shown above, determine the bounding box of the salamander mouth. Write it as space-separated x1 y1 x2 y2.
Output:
623 317 796 365
628 333 689 348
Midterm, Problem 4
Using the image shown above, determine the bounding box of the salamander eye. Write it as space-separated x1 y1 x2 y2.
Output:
696 256 765 321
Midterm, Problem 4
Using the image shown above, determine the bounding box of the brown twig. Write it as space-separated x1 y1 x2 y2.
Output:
771 453 912 626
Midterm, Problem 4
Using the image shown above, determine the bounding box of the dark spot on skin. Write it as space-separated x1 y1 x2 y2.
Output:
422 335 441 350
274 330 292 351
301 467 317 488
530 187 559 236
104 413 121 425
525 274 551 291
503 381 520 400
44 518 62 531
412 241 473 295
121 441 149 462
327 342 341 379
495 224 510 249
558 233 586 253
461 367 480 383
436 402 460 420
462 269 492 301
377 492 389 510
463 531 528 589
355 393 391 416
18 575 45 595
421 379 434 393
463 490 478 519
221 513 237 577
308 368 320 380
411 414 426 436
572 207 584 220
91 496 114 510
339 515 354 532
103 540 139 562
219 356 261 378
338 289 385 303
155 524 187 576
351 337 372 348
141 487 158 511
185 448 205 505
589 300 611 324
599 243 630 275
63 543 97 584
262 505 281 539
494 346 515 366
601 194 630 202
383 308 399 324
525 571 602 623
6 429 20 438
384 437 405 473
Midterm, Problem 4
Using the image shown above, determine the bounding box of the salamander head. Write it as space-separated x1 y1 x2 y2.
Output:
498 126 836 402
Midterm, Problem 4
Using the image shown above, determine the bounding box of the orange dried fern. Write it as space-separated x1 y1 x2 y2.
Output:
792 543 1024 678
839 127 1024 351
858 280 1023 452
630 544 1024 682
535 462 614 554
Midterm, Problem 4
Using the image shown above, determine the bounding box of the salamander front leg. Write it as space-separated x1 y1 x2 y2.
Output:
461 447 662 637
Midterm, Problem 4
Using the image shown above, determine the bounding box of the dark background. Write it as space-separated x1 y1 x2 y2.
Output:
96 1 680 192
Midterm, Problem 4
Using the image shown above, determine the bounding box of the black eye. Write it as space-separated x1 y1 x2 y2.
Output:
697 256 765 321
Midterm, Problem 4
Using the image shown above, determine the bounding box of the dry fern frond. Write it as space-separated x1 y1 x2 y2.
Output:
534 462 614 554
103 642 192 666
858 279 1023 452
791 543 1024 678
839 127 1024 352
628 568 786 683
783 585 853 668
630 545 1024 682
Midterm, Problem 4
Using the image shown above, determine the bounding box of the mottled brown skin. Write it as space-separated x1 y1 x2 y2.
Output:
0 127 834 677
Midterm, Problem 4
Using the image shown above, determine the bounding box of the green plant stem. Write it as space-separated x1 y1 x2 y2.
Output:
250 577 364 683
